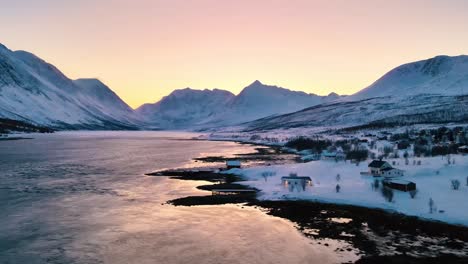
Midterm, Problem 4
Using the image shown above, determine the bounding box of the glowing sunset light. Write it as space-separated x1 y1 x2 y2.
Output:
1 0 468 108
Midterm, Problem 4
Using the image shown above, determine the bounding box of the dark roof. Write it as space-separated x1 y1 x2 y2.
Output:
368 160 388 168
384 179 415 185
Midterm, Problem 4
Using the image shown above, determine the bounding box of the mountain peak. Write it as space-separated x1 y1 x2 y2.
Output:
249 80 263 86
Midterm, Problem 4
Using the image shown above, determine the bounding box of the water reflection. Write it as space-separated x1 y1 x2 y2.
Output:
0 131 358 263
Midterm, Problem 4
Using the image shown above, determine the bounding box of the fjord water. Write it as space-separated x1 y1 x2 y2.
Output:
0 132 352 264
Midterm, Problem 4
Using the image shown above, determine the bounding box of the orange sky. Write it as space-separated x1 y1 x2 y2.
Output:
1 0 468 108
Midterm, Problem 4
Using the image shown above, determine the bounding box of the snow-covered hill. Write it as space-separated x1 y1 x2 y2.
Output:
136 88 235 129
0 43 142 129
138 80 343 129
244 94 468 132
238 55 468 132
351 55 468 100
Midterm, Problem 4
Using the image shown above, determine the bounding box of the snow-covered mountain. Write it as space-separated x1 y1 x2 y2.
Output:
0 43 142 129
218 80 340 123
4 42 465 133
137 80 343 129
244 94 468 132
136 88 235 129
242 55 468 132
351 55 468 100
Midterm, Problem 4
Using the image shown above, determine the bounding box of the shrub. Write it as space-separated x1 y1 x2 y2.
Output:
383 146 393 158
250 135 261 140
346 149 368 161
381 186 394 202
285 137 332 152
398 140 411 150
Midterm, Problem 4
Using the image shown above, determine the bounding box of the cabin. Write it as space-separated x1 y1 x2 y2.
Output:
368 160 392 176
226 160 241 169
281 173 312 191
383 180 416 192
380 167 404 178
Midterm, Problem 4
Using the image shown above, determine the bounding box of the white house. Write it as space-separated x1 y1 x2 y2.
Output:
281 173 312 191
368 160 392 176
380 167 404 178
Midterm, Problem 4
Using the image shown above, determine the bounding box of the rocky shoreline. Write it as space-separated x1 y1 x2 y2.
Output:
147 143 468 263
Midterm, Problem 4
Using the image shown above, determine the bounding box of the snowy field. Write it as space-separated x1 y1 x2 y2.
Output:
232 155 468 226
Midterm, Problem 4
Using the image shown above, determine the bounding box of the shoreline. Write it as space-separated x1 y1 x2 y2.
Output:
147 141 468 262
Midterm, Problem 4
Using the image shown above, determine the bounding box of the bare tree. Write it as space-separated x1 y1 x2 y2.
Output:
451 179 461 190
429 198 435 213
261 171 276 182
373 179 380 191
381 187 394 202
336 184 341 193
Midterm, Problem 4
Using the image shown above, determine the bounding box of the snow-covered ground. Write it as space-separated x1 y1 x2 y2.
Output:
232 155 468 226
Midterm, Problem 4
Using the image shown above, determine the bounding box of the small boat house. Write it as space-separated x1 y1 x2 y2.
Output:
383 180 416 192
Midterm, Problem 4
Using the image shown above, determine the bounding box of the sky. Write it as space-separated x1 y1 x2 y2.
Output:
1 0 468 108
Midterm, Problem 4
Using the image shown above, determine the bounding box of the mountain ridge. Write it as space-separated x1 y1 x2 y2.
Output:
351 55 468 100
1 41 467 132
137 80 343 129
0 43 142 130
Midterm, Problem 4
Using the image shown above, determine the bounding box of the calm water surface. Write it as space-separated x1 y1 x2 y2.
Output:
0 131 356 264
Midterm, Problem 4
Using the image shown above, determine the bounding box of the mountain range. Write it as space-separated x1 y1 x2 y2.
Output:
1 41 467 133
137 80 343 129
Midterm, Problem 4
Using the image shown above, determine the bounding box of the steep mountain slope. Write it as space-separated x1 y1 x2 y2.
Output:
73 78 139 125
242 55 468 132
244 94 468 132
138 80 343 129
352 55 468 100
0 43 141 129
137 88 235 129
